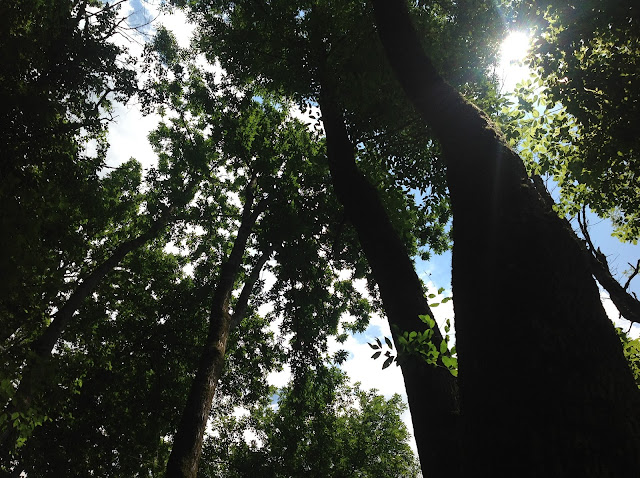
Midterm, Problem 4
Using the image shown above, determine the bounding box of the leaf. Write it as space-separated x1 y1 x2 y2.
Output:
440 340 448 354
422 315 436 328
375 337 382 348
371 351 382 360
382 356 394 369
384 336 393 349
442 356 458 370
368 342 380 350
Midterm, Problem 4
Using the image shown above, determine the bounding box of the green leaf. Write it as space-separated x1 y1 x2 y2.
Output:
372 351 382 360
384 336 393 349
382 357 394 369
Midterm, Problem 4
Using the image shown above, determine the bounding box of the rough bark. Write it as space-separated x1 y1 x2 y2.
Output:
319 89 460 478
0 209 173 450
371 1 640 476
165 183 267 478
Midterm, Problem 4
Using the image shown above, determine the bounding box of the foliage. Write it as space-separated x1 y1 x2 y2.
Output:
368 290 457 376
200 366 420 478
503 0 640 241
0 0 139 313
617 328 640 389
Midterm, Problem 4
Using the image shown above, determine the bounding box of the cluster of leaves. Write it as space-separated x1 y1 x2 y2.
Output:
617 328 640 389
500 1 640 242
369 291 457 376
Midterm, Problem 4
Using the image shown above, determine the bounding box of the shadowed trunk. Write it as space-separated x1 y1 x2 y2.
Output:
371 1 640 476
0 209 173 450
165 182 267 478
319 88 460 478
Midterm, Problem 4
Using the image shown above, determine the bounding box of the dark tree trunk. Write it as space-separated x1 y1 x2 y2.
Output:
319 89 460 478
0 210 173 450
371 1 640 476
165 184 267 478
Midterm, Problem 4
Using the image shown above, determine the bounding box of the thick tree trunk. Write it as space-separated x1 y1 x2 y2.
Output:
371 1 640 476
319 90 460 478
165 186 267 478
0 210 173 450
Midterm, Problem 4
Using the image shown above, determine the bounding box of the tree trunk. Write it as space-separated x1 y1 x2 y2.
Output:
319 88 460 478
165 185 267 478
371 1 640 476
0 210 173 451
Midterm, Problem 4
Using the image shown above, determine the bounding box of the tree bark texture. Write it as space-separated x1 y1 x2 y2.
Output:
320 89 460 478
371 1 640 476
0 210 173 451
165 185 267 478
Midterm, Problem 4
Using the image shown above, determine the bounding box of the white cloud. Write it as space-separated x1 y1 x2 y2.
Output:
106 102 160 171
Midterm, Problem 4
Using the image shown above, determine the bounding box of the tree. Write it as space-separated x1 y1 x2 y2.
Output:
174 2 510 474
370 0 640 475
139 33 375 476
0 0 138 340
200 366 420 478
4 1 640 477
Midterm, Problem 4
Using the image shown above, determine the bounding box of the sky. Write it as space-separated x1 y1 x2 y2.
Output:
104 0 640 456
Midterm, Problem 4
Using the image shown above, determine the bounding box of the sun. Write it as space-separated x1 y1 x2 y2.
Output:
500 30 531 65
498 30 533 92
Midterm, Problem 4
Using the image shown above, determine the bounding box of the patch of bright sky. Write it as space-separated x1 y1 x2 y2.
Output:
497 30 533 93
105 1 196 172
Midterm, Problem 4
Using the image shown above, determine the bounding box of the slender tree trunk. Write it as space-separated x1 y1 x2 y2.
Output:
165 185 267 478
0 210 173 450
371 1 640 476
319 89 460 478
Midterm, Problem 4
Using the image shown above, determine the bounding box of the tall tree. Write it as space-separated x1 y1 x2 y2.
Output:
174 2 507 473
0 0 138 340
371 0 640 475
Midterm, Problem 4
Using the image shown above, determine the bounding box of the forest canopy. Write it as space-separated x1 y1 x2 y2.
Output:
1 1 639 477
